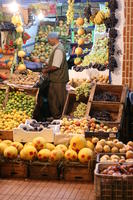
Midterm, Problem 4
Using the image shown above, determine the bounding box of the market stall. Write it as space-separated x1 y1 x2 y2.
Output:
0 0 132 200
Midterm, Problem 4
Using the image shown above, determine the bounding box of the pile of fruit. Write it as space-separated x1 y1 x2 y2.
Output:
55 20 69 37
74 31 92 44
0 110 29 130
0 135 94 164
88 118 118 133
0 89 6 108
75 82 91 101
9 70 40 86
90 74 109 84
66 0 74 25
81 37 109 67
95 24 106 33
100 152 133 163
60 118 88 135
91 110 112 121
99 164 133 176
73 102 87 118
92 138 133 154
94 91 119 102
5 91 35 117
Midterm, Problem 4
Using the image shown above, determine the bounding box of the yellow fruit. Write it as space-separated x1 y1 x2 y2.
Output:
65 149 78 161
76 18 84 26
103 145 110 153
74 57 82 65
2 140 12 146
45 143 55 151
0 139 2 143
18 50 26 58
78 148 93 163
38 149 51 161
11 142 23 152
75 47 83 55
86 141 94 150
16 26 23 33
70 135 86 152
4 146 18 159
16 37 23 46
77 28 85 36
32 137 46 151
20 146 37 161
18 63 26 71
11 15 22 26
126 151 133 159
0 143 8 155
24 142 33 147
92 137 99 144
95 144 103 153
55 144 67 153
50 149 64 162
78 38 84 46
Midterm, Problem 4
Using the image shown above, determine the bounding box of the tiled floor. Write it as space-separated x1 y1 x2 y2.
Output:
0 179 94 200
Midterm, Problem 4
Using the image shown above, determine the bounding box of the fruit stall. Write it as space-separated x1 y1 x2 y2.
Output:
0 1 133 200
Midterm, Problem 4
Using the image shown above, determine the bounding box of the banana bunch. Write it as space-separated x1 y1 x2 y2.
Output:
90 9 110 25
66 0 75 25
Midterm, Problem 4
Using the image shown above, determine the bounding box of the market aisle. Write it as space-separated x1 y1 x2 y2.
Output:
0 179 94 200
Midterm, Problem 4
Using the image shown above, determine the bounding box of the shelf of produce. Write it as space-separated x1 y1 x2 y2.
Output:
94 163 133 200
62 91 89 118
13 128 54 143
89 84 128 104
96 153 126 163
28 161 63 180
0 159 28 178
63 161 94 182
87 102 124 128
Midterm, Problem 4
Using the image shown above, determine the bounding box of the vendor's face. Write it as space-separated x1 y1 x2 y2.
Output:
48 38 56 46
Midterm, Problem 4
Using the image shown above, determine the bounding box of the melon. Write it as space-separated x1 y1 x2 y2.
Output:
11 142 23 152
0 142 8 155
70 135 87 152
32 137 46 151
75 47 83 55
55 144 67 153
65 149 78 161
24 142 34 147
50 149 64 162
4 146 18 159
77 28 85 36
78 148 93 163
20 146 37 161
2 140 12 146
38 149 51 161
76 18 84 26
45 143 55 151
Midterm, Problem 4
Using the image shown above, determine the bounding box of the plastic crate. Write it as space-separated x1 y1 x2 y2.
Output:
94 163 133 200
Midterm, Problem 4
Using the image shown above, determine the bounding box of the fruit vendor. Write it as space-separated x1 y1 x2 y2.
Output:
42 32 69 119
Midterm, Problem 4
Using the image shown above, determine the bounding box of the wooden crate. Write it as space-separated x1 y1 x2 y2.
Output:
0 160 28 178
94 163 133 200
0 130 13 140
28 161 63 180
13 128 54 143
62 91 89 117
89 84 127 104
63 161 93 182
87 102 124 127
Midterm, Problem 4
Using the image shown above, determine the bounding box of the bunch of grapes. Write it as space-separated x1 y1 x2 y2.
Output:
84 4 92 23
104 13 118 29
73 102 87 118
109 28 118 38
108 56 118 71
108 0 118 12
75 82 91 101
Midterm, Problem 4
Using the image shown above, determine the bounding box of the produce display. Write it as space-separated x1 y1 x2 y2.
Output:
90 10 110 25
8 70 40 86
73 102 87 118
91 110 112 121
99 153 133 163
94 92 119 102
75 82 91 101
66 0 74 25
0 90 5 108
0 136 94 164
88 119 118 133
74 31 92 44
99 164 133 176
60 118 88 135
95 24 106 33
92 138 133 154
55 20 69 37
0 110 29 130
5 91 35 117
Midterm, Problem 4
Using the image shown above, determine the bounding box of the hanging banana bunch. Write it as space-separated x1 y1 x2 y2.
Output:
66 0 75 25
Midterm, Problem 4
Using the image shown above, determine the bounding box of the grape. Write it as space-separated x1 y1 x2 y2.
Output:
75 82 91 101
73 103 87 118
